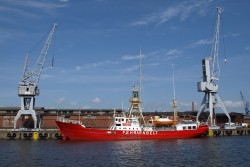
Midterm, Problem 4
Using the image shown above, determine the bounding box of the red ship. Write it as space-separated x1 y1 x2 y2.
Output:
56 117 208 140
56 87 208 140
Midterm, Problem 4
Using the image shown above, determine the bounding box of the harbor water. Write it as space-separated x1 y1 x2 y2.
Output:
1 136 250 167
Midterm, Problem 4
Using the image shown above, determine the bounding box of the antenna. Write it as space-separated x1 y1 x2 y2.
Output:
139 48 142 104
122 100 124 112
78 108 81 123
172 64 176 99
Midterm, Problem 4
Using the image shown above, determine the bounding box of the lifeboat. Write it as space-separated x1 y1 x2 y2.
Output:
152 116 177 127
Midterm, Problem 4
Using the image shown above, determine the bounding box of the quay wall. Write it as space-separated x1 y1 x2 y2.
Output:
0 129 62 140
209 128 250 137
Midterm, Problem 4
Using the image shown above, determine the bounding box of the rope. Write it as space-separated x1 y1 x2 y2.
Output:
51 29 57 68
221 16 227 64
28 27 51 54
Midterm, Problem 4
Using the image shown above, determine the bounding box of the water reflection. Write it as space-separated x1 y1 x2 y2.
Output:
0 137 250 167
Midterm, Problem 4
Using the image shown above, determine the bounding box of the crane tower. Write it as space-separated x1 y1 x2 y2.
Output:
240 91 250 116
14 23 57 130
196 8 232 128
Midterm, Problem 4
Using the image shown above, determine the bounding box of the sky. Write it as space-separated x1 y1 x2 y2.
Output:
0 0 249 114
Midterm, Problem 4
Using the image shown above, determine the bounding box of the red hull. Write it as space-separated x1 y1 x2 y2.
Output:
56 121 208 140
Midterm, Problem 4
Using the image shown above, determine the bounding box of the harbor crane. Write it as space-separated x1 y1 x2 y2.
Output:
240 91 250 116
14 23 57 130
196 7 232 129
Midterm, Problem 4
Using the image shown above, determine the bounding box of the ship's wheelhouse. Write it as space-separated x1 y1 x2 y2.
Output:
113 116 141 131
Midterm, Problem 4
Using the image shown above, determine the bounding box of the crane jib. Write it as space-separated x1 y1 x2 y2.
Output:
19 23 57 89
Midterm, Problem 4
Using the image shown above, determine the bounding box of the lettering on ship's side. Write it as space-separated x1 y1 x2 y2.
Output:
122 131 158 135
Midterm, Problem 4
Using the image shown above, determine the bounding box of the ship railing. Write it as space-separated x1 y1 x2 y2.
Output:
57 116 82 125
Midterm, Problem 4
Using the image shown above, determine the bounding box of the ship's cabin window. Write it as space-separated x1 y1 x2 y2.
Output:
116 124 121 126
188 126 191 130
122 119 124 121
133 92 138 98
193 126 196 129
183 127 186 130
132 120 137 123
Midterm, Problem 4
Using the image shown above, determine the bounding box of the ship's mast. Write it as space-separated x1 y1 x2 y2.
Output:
128 49 146 126
172 65 177 122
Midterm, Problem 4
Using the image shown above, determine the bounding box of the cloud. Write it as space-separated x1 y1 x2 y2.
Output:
224 100 243 108
57 97 79 107
130 1 211 27
166 49 183 56
231 32 240 37
75 66 81 71
11 0 69 10
57 97 65 103
0 6 40 20
245 46 250 50
187 39 211 48
123 49 183 68
41 74 54 80
158 49 183 61
121 54 145 61
123 65 139 73
179 102 193 107
0 29 21 44
80 105 92 109
0 15 18 24
121 55 140 60
83 60 120 69
0 0 69 21
59 60 120 74
148 63 160 67
92 97 101 103
70 101 78 106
